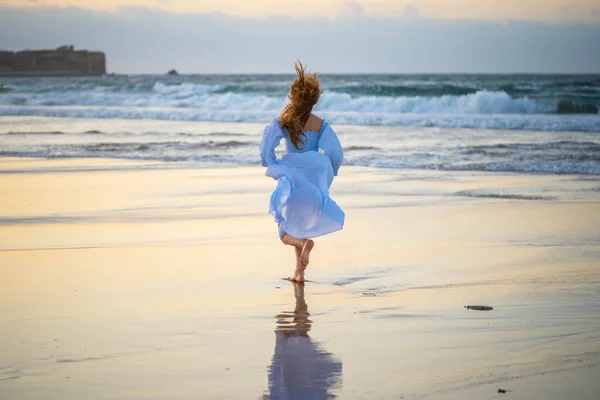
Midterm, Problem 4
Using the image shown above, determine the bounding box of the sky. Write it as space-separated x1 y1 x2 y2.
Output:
1 1 599 73
3 0 600 22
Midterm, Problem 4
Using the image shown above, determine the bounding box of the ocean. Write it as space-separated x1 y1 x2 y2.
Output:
1 74 599 174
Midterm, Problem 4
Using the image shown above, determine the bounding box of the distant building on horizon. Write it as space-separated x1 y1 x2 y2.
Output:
0 46 106 76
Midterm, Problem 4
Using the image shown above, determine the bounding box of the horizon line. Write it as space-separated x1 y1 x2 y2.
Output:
102 72 600 76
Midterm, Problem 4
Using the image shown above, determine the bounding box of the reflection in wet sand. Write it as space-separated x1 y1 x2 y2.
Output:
264 282 343 400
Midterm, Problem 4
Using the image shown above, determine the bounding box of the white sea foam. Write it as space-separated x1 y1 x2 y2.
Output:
0 87 580 114
1 104 599 132
2 75 599 174
152 81 222 96
317 91 555 114
2 144 599 175
2 114 599 174
1 75 599 133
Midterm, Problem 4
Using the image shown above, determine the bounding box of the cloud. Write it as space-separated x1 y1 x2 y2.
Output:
403 4 420 18
0 6 598 73
3 0 600 22
343 1 365 16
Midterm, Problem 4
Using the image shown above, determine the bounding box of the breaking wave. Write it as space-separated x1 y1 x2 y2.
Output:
2 74 599 130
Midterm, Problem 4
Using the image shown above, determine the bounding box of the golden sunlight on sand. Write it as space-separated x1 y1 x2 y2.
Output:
1 157 599 399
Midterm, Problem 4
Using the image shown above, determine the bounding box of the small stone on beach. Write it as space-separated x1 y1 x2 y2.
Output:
465 305 494 311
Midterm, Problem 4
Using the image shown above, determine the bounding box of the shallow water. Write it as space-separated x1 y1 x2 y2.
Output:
2 117 600 175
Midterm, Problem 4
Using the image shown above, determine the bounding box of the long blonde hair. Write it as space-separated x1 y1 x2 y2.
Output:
279 61 322 149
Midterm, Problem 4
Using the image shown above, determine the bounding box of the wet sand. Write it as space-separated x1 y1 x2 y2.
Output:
1 157 599 399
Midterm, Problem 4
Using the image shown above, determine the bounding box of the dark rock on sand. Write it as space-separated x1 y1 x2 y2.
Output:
464 305 494 311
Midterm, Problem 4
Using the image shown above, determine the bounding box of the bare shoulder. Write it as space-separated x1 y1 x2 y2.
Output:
304 113 324 133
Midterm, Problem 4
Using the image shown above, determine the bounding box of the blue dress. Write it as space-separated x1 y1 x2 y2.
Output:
260 118 345 240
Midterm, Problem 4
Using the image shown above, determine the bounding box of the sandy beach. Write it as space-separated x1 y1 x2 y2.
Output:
1 156 599 400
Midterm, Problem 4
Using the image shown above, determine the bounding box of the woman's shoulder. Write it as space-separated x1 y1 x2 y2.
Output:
268 117 281 126
304 114 325 134
264 118 285 137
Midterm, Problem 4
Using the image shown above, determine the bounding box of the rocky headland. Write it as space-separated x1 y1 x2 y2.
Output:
0 45 106 76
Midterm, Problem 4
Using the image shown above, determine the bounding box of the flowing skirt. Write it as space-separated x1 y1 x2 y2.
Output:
266 151 345 240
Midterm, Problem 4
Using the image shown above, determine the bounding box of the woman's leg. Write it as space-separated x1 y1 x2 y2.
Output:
282 233 305 248
299 239 314 269
282 234 315 281
282 234 314 269
292 246 304 282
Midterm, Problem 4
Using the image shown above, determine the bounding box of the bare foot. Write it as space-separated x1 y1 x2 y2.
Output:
289 269 305 283
299 239 314 270
289 257 305 282
289 265 305 282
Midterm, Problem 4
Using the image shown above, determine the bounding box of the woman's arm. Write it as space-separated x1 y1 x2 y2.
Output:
317 123 343 176
260 119 284 167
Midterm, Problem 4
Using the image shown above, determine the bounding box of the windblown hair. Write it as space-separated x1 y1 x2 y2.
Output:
280 61 322 149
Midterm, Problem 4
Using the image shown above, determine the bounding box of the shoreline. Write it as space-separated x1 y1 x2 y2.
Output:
1 155 600 181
